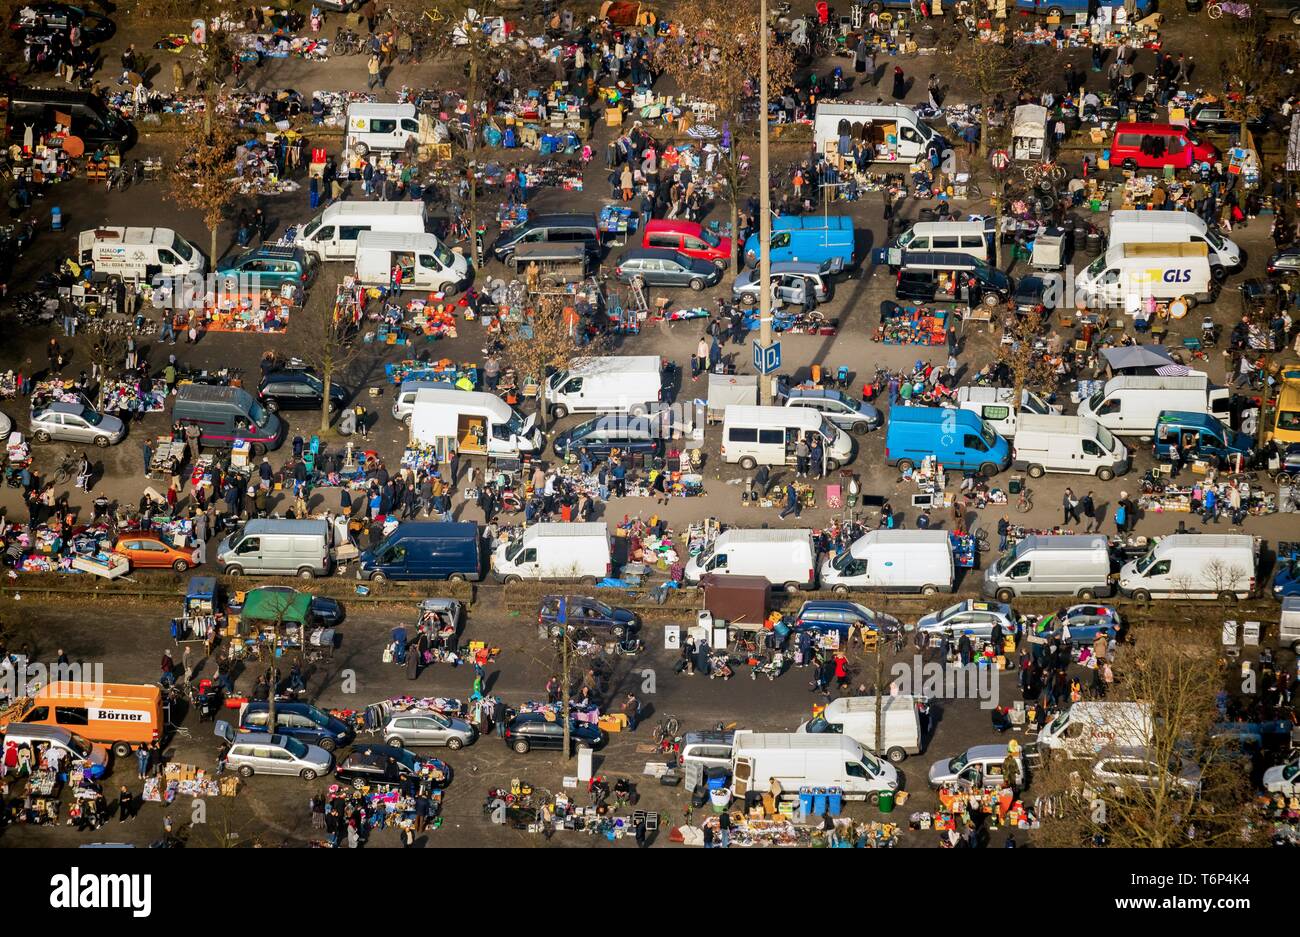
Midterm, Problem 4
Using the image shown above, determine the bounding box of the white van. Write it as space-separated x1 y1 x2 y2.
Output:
1119 534 1257 601
408 388 540 459
731 731 899 803
684 528 818 592
1074 241 1215 308
983 534 1114 602
812 102 941 165
820 529 954 595
1077 374 1230 438
721 404 854 471
1 724 109 778
1108 209 1241 273
881 219 994 267
955 385 1059 438
78 227 205 280
491 522 610 583
294 201 427 262
797 695 924 763
346 103 421 155
1037 701 1153 758
216 518 333 578
543 355 664 420
1012 414 1130 480
354 231 470 294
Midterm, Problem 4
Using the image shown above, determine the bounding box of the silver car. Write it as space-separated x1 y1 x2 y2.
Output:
30 401 125 447
223 731 334 780
383 711 477 750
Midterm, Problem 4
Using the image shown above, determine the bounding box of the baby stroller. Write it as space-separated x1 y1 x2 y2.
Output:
751 651 786 681
707 652 735 681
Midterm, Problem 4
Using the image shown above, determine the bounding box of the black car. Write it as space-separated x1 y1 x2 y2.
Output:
258 368 349 414
10 3 115 43
1267 247 1300 277
551 415 664 462
253 586 345 627
1011 274 1064 316
1186 102 1271 138
334 744 450 790
503 713 606 754
537 595 641 641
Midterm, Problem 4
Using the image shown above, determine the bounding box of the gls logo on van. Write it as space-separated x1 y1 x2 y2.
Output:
50 868 152 918
1158 268 1194 284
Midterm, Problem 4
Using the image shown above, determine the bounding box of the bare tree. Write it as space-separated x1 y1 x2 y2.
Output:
1218 9 1287 142
1004 307 1059 412
950 36 1053 160
499 297 606 431
288 287 365 435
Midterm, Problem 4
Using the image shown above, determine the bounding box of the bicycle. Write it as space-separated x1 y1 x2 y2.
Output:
1207 1 1252 17
652 714 680 747
1023 160 1067 186
52 454 80 485
1016 486 1033 514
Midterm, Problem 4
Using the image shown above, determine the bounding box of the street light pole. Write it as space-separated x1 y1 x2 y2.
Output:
758 0 772 404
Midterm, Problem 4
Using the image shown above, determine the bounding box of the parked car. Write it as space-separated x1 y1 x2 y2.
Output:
538 595 640 641
1011 274 1064 316
642 219 732 270
1263 754 1300 795
30 401 125 447
915 600 1018 642
215 245 315 288
334 744 450 790
9 4 115 43
252 586 345 626
1040 604 1123 646
1266 246 1300 277
257 368 350 415
731 261 833 307
221 731 333 780
613 248 722 291
114 533 198 572
1081 749 1202 798
781 387 880 435
550 415 664 461
382 710 477 750
1185 102 1269 137
503 712 605 754
793 600 900 638
239 701 354 752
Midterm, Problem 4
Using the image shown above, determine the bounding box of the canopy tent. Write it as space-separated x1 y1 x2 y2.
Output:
241 589 312 625
1101 345 1178 373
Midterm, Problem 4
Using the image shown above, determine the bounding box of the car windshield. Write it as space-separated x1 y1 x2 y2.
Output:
1085 254 1108 277
249 401 270 428
82 409 103 426
304 708 330 727
504 411 524 435
1134 549 1158 574
1087 389 1106 413
949 752 970 772
938 601 965 622
282 737 309 759
432 240 456 268
67 733 93 758
170 233 195 262
589 601 612 617
995 551 1020 574
980 424 997 448
895 229 914 248
299 373 322 392
819 418 838 440
548 369 569 389
1095 423 1117 451
1205 228 1226 251
504 539 526 563
302 214 323 238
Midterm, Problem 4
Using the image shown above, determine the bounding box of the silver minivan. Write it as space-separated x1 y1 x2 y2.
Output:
217 518 332 578
927 744 1014 790
391 378 453 427
221 729 333 780
2 724 109 779
30 401 125 447
382 711 477 750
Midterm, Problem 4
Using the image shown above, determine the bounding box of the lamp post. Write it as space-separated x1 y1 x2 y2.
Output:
758 0 773 404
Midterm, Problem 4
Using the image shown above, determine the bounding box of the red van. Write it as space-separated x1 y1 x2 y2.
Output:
641 219 732 270
1109 122 1217 172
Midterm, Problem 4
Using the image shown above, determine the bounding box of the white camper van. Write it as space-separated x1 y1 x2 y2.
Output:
1119 534 1257 601
683 528 818 592
78 227 205 280
721 405 854 471
354 231 470 293
491 522 611 583
346 103 421 155
294 201 427 262
820 529 954 594
797 695 925 763
408 388 540 459
1012 414 1130 480
543 356 664 419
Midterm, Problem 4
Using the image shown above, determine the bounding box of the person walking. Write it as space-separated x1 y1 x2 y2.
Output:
1080 491 1097 533
1062 488 1080 525
367 52 384 90
779 482 800 520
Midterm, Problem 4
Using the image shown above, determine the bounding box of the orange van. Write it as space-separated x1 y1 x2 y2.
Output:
0 682 163 757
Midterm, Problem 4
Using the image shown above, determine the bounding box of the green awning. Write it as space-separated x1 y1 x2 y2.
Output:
241 589 312 625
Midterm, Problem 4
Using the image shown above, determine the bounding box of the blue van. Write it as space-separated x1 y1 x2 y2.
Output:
1153 411 1252 468
1016 0 1153 14
885 406 1010 477
742 216 856 272
239 701 354 752
358 521 483 582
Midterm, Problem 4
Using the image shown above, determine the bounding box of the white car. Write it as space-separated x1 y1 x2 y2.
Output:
1083 750 1202 798
915 600 1017 641
1264 756 1300 795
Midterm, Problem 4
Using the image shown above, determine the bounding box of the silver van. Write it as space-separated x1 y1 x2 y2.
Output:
2 724 109 779
391 378 453 427
927 743 1014 790
382 710 478 750
983 534 1115 602
217 518 332 579
220 730 333 780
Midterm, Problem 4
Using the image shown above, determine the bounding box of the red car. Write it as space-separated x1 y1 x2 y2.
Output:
641 219 732 270
1109 122 1217 172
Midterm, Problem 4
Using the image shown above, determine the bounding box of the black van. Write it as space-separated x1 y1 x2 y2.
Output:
490 213 602 265
5 87 135 149
894 251 1013 309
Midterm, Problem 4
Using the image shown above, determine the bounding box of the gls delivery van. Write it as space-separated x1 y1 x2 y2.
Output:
984 534 1115 602
730 731 899 804
798 695 925 763
1108 209 1242 273
721 405 854 471
1077 374 1230 437
683 528 818 592
491 522 611 583
1074 242 1216 308
78 227 205 280
1119 534 1258 601
955 385 1059 438
1012 414 1130 480
408 388 540 459
354 231 470 294
820 529 955 595
294 201 427 262
0 682 163 758
544 355 666 420
885 406 1011 477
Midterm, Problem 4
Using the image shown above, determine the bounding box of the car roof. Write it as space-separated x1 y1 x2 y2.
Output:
43 401 87 415
621 247 692 262
967 744 1011 760
787 388 848 402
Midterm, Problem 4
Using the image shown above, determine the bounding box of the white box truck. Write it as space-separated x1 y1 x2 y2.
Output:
543 355 664 420
294 201 427 262
491 522 610 584
408 388 540 459
1037 701 1153 758
730 731 899 803
1076 374 1230 438
1074 241 1215 308
354 231 469 294
721 404 854 471
1119 534 1257 601
78 227 206 280
983 534 1114 602
1012 414 1130 480
683 528 818 592
1107 209 1241 272
797 695 924 763
820 529 954 595
955 385 1060 438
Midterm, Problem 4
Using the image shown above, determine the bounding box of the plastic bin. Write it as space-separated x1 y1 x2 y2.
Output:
812 788 828 816
709 787 731 812
798 787 815 816
827 787 843 816
877 789 896 813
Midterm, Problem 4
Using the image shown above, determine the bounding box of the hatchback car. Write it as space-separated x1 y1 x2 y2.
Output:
551 415 664 461
1011 274 1065 316
915 600 1017 642
1266 246 1300 277
642 219 733 270
782 388 880 435
793 600 900 638
215 245 315 288
222 731 333 780
613 248 722 291
239 700 354 752
1083 750 1202 797
334 744 451 790
1039 604 1122 646
382 710 477 750
1264 754 1300 796
258 368 350 415
732 261 833 307
538 595 641 641
30 401 125 447
114 534 199 572
503 713 606 754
